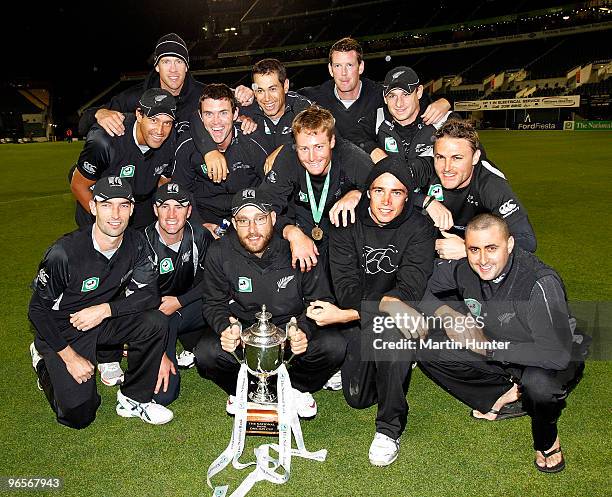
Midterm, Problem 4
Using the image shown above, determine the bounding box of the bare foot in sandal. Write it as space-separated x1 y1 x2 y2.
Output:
472 383 520 420
535 436 565 473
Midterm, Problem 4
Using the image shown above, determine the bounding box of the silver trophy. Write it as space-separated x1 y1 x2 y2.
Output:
232 305 296 404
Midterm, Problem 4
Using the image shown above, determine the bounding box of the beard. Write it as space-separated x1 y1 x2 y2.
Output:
237 228 273 255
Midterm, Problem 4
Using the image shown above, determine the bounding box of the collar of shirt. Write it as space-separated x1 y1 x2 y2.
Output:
133 121 150 154
334 81 362 109
155 222 182 252
91 225 121 259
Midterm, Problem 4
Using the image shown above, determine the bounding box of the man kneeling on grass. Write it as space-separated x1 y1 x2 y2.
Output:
418 213 586 473
28 178 174 428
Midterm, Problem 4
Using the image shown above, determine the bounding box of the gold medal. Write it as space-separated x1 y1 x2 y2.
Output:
311 226 323 241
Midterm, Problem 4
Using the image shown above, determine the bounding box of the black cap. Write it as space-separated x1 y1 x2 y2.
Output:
92 176 134 203
154 183 190 207
231 188 272 216
154 33 189 68
383 66 420 96
138 89 177 119
365 156 414 192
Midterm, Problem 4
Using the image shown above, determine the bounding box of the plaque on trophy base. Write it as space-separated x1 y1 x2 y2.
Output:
246 402 279 436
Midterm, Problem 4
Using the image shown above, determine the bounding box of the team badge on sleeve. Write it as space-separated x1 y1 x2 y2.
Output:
427 184 444 201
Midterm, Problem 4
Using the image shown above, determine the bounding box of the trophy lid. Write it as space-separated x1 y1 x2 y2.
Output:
241 305 285 346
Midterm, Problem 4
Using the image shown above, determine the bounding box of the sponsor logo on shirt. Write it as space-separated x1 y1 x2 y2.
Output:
363 245 399 274
182 250 191 263
384 137 398 153
201 163 208 174
277 275 295 292
232 161 251 170
81 277 100 292
499 199 519 218
281 126 292 135
238 276 253 292
267 170 277 184
264 122 271 135
464 298 482 317
415 143 431 155
120 165 135 178
82 161 96 175
159 258 175 274
427 183 444 201
466 194 479 206
298 191 308 203
37 268 49 286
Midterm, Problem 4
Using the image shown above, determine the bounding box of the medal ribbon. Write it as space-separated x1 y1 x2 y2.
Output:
305 165 331 225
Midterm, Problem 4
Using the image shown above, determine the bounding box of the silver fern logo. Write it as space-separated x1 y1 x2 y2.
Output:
277 275 295 292
498 312 516 326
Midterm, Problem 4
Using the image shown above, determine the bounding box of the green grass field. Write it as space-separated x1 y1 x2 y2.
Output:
0 132 610 497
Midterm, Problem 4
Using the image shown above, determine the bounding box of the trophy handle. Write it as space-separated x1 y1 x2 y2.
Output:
284 318 298 365
230 319 243 364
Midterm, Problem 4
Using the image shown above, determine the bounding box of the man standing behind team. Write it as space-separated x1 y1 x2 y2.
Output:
70 89 176 230
299 38 451 146
356 66 453 164
241 59 312 153
79 33 202 137
172 84 268 237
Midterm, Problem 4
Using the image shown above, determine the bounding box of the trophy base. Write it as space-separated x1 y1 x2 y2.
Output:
246 402 279 436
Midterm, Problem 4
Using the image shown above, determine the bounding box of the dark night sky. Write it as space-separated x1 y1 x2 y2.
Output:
3 1 210 123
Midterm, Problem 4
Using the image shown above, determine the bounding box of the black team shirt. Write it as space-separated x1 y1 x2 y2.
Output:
144 220 213 306
202 231 333 337
409 154 537 252
74 113 175 229
260 137 373 247
330 194 436 311
28 227 159 352
172 124 268 224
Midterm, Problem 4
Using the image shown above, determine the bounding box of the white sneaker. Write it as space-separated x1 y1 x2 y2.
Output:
98 362 124 386
29 343 43 391
176 350 195 369
368 432 400 466
323 370 342 391
116 390 173 425
292 388 317 418
30 342 42 371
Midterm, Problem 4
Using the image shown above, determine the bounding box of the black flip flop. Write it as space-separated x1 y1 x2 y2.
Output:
470 400 527 420
534 446 565 473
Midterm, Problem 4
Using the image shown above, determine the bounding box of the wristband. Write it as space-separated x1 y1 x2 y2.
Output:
422 196 436 210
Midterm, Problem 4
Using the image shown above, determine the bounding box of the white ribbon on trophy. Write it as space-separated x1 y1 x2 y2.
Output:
206 363 327 497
